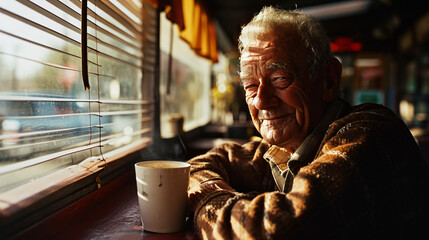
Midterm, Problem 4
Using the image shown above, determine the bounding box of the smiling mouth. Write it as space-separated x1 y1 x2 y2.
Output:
259 114 291 123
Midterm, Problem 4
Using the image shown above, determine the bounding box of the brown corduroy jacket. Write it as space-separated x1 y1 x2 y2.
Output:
187 102 429 240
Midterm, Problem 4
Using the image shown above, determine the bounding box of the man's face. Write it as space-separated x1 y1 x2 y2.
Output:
240 30 326 151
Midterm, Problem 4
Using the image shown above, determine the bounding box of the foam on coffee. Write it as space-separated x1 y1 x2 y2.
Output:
137 161 189 169
143 162 177 168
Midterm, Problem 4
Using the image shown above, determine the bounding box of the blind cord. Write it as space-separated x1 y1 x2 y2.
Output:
81 0 93 159
81 0 90 90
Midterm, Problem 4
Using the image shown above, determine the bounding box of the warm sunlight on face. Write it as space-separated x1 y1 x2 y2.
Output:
240 30 326 152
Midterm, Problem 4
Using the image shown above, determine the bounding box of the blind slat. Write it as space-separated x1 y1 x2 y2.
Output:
90 0 142 34
0 125 92 141
0 132 94 152
0 113 93 120
101 127 151 143
99 99 152 105
98 116 152 129
0 143 101 175
0 51 84 75
95 50 142 68
0 95 98 103
99 109 151 117
0 96 152 105
0 51 130 79
0 30 98 66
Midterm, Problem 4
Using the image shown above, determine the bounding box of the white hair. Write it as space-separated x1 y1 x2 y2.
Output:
238 6 333 79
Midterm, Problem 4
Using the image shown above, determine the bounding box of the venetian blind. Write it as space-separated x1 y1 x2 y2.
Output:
0 0 153 193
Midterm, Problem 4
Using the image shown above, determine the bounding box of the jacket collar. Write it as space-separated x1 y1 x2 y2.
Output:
263 98 350 192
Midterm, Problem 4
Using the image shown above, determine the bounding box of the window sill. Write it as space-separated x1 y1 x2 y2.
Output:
0 138 151 239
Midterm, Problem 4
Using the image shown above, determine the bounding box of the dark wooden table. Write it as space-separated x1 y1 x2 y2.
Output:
17 169 199 240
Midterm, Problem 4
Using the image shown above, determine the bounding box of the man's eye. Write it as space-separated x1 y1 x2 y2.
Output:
272 77 293 88
245 84 258 90
273 77 290 81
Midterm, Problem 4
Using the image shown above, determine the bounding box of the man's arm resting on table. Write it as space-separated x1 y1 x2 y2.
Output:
189 126 377 240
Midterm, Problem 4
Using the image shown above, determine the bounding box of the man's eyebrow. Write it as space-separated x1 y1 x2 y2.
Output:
239 62 293 80
266 62 292 71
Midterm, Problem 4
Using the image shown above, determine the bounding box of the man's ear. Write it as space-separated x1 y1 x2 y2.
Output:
321 57 342 102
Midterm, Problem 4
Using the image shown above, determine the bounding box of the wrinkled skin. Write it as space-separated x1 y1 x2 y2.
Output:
240 29 341 152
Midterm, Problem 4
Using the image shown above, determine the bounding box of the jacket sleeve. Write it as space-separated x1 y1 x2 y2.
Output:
187 140 274 236
191 126 378 240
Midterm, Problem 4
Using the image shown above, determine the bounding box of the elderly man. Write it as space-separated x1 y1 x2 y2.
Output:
187 6 429 240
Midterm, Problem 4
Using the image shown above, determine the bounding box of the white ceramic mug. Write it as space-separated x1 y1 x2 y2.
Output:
134 160 190 233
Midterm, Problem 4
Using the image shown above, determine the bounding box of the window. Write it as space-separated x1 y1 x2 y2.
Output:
158 12 211 137
0 0 153 193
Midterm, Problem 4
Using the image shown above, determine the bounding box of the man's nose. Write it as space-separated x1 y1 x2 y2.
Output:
253 79 278 110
